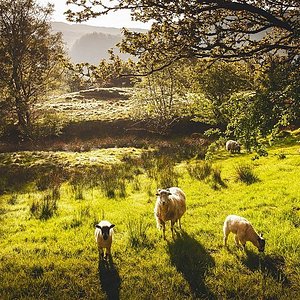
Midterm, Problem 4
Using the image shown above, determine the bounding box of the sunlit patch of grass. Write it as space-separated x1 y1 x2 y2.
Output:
0 142 300 299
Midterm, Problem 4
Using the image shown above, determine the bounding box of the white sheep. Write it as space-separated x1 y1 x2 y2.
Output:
226 140 241 153
154 187 186 240
95 220 115 259
223 215 265 252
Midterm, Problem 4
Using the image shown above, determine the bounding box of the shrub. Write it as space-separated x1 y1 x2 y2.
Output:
210 166 226 189
235 164 259 184
187 161 212 181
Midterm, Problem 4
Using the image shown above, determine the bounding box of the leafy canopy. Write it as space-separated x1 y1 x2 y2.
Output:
66 0 299 74
0 0 65 137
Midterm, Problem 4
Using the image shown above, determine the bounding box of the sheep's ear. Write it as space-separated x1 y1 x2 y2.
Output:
156 189 161 196
260 233 264 238
167 191 172 195
95 225 101 229
110 224 115 229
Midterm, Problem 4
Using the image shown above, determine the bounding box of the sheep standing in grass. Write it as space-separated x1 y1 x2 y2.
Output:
95 220 115 259
223 215 265 252
226 140 241 153
154 187 186 240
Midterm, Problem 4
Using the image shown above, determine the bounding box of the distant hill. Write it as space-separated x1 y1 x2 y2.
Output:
70 32 131 64
51 22 145 63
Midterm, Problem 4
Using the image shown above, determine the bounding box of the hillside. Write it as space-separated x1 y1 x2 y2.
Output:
51 22 145 63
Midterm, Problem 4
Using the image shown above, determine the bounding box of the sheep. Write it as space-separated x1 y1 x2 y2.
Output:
95 220 115 259
154 187 186 240
223 215 265 252
226 140 241 153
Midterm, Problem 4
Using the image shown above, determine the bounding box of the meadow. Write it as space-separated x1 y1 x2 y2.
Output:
0 129 300 300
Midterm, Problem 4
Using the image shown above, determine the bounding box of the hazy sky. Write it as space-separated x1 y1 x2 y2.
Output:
38 0 151 29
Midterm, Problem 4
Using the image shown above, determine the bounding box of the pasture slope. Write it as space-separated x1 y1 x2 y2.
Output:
0 131 300 299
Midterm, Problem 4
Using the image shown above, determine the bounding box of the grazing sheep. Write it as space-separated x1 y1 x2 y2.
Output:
154 187 186 240
95 220 115 259
226 140 241 153
223 215 265 252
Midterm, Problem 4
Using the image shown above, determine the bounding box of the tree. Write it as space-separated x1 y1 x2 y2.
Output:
130 63 190 134
66 0 299 74
0 0 65 138
195 61 253 126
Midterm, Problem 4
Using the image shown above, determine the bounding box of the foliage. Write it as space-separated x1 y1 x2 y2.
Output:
66 0 299 74
130 64 190 134
195 61 253 126
0 0 66 138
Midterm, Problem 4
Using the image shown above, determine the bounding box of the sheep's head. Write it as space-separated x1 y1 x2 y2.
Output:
156 189 172 205
95 224 115 240
257 234 265 252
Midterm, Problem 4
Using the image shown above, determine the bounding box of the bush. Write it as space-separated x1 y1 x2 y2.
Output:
210 166 226 189
187 161 212 181
235 164 259 185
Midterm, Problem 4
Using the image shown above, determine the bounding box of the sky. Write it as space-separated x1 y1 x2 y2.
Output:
37 0 151 29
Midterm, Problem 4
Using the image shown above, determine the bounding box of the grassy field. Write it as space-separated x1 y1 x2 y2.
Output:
0 133 300 299
35 87 135 123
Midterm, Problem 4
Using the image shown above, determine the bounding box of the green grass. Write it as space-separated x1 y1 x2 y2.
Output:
0 141 300 299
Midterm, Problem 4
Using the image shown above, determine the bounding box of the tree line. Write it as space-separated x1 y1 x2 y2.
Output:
0 0 299 148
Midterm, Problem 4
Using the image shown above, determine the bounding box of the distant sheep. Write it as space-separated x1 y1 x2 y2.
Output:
154 187 186 240
95 220 115 259
223 215 265 252
226 140 241 153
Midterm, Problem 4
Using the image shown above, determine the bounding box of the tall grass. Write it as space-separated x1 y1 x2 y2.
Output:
126 217 151 248
30 188 59 220
187 161 212 180
235 163 259 184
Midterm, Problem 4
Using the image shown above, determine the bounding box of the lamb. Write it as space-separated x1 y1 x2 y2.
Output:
223 215 265 252
226 140 241 153
95 220 115 259
154 187 186 240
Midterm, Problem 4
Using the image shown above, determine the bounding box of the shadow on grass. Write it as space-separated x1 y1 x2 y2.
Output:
168 231 216 299
242 249 289 286
98 256 121 300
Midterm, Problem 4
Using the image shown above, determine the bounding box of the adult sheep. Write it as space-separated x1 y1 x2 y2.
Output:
226 140 241 153
154 187 186 240
223 215 265 252
95 220 115 259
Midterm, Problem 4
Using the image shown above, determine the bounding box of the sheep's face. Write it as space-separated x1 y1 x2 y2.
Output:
156 189 172 205
96 224 115 240
257 235 265 252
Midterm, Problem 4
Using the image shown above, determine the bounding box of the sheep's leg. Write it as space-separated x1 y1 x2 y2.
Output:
171 220 176 239
178 218 182 229
223 225 229 247
234 234 240 247
223 232 229 247
98 247 104 259
162 223 166 240
105 246 111 259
